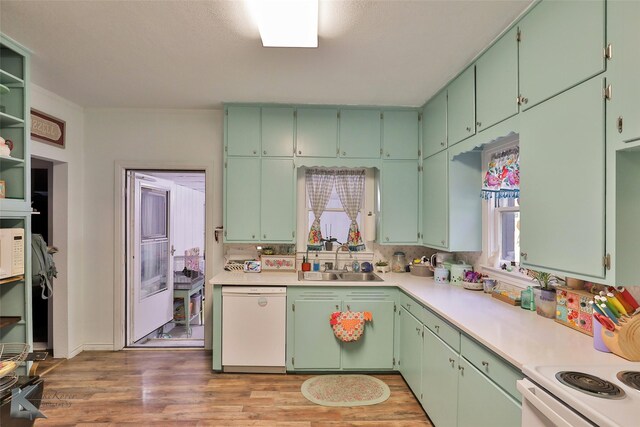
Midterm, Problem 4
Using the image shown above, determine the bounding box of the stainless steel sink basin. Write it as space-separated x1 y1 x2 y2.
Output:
298 271 383 282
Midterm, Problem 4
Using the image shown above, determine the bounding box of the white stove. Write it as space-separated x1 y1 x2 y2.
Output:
519 364 640 427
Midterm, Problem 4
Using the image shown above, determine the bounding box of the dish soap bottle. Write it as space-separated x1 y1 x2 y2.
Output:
313 254 320 271
521 286 536 311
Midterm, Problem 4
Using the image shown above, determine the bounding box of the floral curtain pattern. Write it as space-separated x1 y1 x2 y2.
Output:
306 169 335 250
481 147 520 200
334 169 366 251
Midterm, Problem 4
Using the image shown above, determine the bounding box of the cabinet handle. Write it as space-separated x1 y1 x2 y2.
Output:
440 142 445 146
441 240 445 245
386 153 390 157
466 126 471 132
335 305 339 310
482 361 489 368
347 305 351 311
449 358 455 367
342 151 346 156
520 252 528 260
406 303 411 309
385 237 389 242
253 150 257 155
252 234 255 239
416 327 421 332
263 234 266 239
263 150 267 155
458 366 464 374
298 150 302 155
476 121 482 127
435 325 440 333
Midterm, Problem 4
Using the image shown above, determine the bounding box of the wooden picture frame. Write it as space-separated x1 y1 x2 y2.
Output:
31 109 66 148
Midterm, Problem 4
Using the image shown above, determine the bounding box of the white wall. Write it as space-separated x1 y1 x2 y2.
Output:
30 84 85 358
173 184 205 258
83 108 223 349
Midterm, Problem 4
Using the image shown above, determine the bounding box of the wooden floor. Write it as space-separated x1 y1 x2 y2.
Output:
34 350 432 426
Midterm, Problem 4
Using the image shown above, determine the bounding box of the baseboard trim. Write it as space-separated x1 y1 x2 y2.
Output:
82 343 114 351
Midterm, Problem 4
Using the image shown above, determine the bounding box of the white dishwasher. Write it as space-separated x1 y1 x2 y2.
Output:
221 286 286 373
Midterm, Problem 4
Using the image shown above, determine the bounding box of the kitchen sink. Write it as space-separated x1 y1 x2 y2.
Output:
298 271 383 282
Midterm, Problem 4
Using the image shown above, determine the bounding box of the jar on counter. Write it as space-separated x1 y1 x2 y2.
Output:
391 252 406 273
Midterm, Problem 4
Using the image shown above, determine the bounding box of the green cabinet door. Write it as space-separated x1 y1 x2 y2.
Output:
422 151 448 249
292 300 342 369
341 300 395 370
226 106 261 156
399 307 422 398
339 109 381 158
608 0 640 146
447 66 476 146
520 77 605 279
476 27 519 132
224 157 260 241
519 0 605 110
457 358 521 427
421 328 459 427
296 108 338 157
262 107 294 157
382 110 419 159
260 158 295 242
423 91 447 158
380 160 419 244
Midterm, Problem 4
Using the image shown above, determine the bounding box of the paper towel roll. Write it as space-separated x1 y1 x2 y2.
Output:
364 213 376 241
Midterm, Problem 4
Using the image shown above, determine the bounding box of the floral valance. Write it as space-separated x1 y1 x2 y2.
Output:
481 147 519 199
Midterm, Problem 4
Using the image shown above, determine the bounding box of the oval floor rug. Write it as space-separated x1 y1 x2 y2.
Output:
300 374 391 407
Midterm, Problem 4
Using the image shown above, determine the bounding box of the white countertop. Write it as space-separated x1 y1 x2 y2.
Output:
210 271 637 371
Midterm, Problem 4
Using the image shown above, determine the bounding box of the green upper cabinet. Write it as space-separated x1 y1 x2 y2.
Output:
422 91 447 158
380 160 419 244
399 308 423 398
382 110 420 160
341 299 395 370
261 107 294 157
457 358 521 427
291 299 342 370
226 106 261 156
421 327 459 427
339 109 381 158
224 157 261 241
476 27 519 132
260 158 295 242
519 0 606 110
296 108 338 157
520 77 605 280
447 66 476 146
607 0 640 147
422 151 448 249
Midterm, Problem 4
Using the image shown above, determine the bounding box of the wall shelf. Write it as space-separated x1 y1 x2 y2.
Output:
0 69 24 87
0 316 21 329
0 275 24 285
0 155 25 166
0 112 24 127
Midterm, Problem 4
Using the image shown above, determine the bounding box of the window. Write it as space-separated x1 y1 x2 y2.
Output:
307 185 361 245
482 138 520 268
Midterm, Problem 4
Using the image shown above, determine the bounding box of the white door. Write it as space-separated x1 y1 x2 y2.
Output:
128 172 175 343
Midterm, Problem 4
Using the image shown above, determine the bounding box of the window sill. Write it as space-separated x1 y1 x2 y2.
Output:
480 265 535 290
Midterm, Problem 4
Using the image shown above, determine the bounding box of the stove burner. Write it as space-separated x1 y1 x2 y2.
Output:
555 371 626 399
617 371 640 391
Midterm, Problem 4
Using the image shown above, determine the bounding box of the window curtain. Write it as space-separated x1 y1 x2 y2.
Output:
335 169 366 251
306 169 335 250
481 147 520 200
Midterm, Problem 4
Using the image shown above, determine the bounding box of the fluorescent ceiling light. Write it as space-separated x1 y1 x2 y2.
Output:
248 0 318 48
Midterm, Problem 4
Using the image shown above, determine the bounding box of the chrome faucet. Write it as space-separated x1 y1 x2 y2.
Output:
334 243 353 271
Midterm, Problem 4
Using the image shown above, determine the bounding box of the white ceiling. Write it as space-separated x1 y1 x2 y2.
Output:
0 0 532 109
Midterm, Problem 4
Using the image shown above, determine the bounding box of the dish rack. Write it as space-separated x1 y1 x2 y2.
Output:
224 261 244 272
0 343 29 391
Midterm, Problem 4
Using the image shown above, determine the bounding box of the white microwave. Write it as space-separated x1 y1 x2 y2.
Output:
0 228 25 279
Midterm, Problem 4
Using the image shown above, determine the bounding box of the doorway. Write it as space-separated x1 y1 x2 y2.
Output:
125 170 206 348
31 158 54 351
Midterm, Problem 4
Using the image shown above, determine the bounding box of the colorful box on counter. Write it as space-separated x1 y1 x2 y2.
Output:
555 286 593 336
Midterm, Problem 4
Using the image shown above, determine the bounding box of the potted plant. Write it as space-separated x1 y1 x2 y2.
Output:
527 270 562 319
375 260 390 273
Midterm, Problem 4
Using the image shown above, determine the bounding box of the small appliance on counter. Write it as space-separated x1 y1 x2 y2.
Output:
434 267 449 284
0 228 24 280
449 261 472 285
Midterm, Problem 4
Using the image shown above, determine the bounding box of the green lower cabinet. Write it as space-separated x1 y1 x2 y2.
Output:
399 307 423 398
291 299 342 370
341 300 395 370
520 77 605 280
421 327 459 427
457 358 521 427
380 160 420 244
